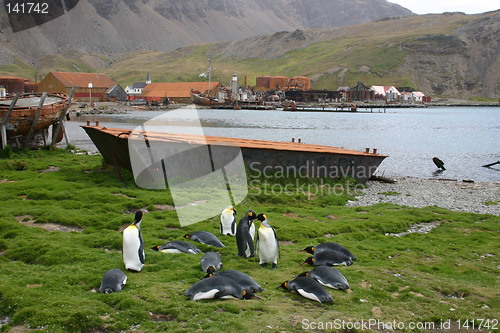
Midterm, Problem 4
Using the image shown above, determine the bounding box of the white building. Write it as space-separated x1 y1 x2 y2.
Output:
371 85 401 101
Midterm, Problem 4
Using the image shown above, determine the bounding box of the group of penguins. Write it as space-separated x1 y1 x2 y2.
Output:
99 206 356 303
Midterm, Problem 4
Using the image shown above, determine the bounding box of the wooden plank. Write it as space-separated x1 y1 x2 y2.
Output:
24 93 47 148
51 86 75 146
1 94 20 149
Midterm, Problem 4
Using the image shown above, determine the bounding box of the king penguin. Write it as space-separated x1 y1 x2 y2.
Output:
185 231 225 248
301 250 353 267
278 276 333 303
184 276 255 301
236 210 257 258
256 213 279 269
200 251 223 274
220 206 237 236
122 210 145 272
299 266 350 290
206 270 263 294
100 268 127 294
300 241 357 261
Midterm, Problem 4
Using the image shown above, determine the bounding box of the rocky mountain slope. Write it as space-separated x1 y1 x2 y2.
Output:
0 0 412 67
104 11 499 99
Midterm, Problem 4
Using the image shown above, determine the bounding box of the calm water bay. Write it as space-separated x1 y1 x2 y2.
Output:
66 106 500 183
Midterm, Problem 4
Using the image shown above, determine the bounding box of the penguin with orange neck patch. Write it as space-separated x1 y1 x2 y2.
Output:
122 210 145 272
256 213 279 269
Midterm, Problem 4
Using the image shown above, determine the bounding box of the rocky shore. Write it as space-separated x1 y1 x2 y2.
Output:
347 177 500 215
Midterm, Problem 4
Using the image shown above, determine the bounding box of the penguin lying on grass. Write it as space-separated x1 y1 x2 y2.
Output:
298 266 350 290
278 276 333 303
236 210 257 258
184 276 259 301
204 270 263 294
152 241 203 254
220 205 237 236
100 268 127 294
302 249 353 267
200 252 223 274
122 210 145 272
185 231 225 248
300 241 356 261
256 213 279 269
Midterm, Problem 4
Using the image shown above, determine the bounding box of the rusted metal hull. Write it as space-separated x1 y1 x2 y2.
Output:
82 125 387 183
0 93 69 137
190 90 226 106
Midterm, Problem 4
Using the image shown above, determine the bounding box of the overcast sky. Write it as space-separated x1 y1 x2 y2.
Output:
389 0 499 14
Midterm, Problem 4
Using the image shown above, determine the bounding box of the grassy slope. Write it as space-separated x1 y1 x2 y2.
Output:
0 149 498 332
1 13 491 94
103 13 482 90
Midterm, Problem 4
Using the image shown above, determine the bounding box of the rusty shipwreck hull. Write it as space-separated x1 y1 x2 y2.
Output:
82 125 387 183
0 93 69 137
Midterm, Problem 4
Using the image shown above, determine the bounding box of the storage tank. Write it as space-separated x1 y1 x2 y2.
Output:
0 76 26 94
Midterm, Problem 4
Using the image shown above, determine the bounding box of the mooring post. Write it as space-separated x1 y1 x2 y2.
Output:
24 92 47 148
1 93 20 149
51 86 76 146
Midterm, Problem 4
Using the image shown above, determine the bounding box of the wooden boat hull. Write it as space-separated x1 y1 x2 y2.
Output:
82 125 387 183
0 93 69 137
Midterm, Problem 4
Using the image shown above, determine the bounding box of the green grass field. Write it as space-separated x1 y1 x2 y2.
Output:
0 149 498 332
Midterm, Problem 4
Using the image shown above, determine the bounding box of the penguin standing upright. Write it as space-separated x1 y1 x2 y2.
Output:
122 210 145 272
236 210 257 258
256 214 279 269
220 206 237 236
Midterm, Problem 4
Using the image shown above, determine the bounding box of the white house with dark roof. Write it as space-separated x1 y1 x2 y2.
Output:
125 73 152 99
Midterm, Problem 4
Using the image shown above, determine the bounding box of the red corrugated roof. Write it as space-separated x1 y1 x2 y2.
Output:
142 82 220 98
49 72 116 88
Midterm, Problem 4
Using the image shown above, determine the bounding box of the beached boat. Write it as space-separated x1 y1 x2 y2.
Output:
190 89 227 107
82 125 387 183
0 92 69 145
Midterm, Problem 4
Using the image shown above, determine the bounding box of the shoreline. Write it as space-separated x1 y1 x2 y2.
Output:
347 176 500 215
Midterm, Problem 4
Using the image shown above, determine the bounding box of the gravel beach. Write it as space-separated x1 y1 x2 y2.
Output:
347 177 500 215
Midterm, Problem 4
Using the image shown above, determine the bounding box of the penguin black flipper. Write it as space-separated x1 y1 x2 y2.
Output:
231 220 236 236
272 227 280 260
138 230 145 264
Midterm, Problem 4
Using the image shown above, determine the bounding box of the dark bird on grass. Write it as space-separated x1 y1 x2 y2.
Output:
100 268 127 294
298 266 350 290
302 250 353 267
184 275 259 301
205 270 263 294
433 157 446 170
220 205 237 236
185 231 225 248
152 241 203 254
122 210 145 272
200 251 223 274
236 210 257 258
256 213 279 269
278 276 333 303
300 242 356 261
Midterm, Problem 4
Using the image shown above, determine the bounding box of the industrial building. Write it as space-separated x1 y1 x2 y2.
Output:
37 72 117 102
255 76 311 91
0 76 36 94
141 82 221 104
